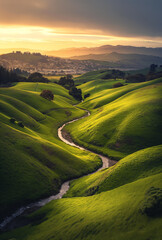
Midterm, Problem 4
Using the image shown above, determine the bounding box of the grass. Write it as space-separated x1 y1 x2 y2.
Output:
0 82 101 221
46 75 81 83
1 172 162 240
65 145 162 197
65 78 162 159
0 73 162 240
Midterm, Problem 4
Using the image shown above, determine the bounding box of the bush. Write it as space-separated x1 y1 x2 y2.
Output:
113 82 124 88
69 87 82 101
58 75 74 90
84 93 90 99
40 90 54 101
140 187 162 217
28 72 49 83
17 121 24 128
10 118 16 124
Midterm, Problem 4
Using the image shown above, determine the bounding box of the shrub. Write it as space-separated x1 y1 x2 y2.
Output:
69 87 82 101
17 121 24 128
58 75 74 90
28 72 49 83
10 118 16 124
40 90 54 101
140 187 162 217
113 82 124 88
84 93 90 99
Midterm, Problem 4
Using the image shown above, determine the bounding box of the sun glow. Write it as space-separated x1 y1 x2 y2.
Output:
0 25 162 54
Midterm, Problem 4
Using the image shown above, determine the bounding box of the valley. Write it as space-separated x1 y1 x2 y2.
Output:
0 70 162 239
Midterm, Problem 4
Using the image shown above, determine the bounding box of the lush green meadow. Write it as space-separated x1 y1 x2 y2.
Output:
65 78 162 159
0 73 162 240
0 82 100 221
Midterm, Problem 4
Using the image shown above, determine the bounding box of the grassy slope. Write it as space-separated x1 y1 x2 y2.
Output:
1 172 162 240
0 82 101 220
0 77 162 240
65 78 162 159
66 145 162 197
74 70 116 84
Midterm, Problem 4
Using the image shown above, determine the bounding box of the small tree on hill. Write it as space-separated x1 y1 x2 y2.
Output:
40 90 54 101
69 87 82 101
28 72 49 83
58 75 74 89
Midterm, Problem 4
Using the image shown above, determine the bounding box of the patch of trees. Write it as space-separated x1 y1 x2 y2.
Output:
149 64 158 74
113 82 124 88
40 90 54 101
126 64 162 83
58 75 82 101
0 66 26 86
0 66 49 86
84 93 90 99
102 69 125 80
10 118 24 128
126 74 146 83
28 72 49 83
146 71 162 81
69 87 82 101
58 74 74 90
13 68 29 77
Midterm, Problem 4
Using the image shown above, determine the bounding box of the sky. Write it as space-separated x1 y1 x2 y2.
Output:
0 0 162 52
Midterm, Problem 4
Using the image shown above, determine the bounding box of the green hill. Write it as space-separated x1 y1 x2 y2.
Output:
1 170 162 240
0 82 100 221
66 145 162 197
0 74 162 240
65 78 162 159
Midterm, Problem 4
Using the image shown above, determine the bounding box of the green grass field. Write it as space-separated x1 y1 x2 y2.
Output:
0 82 101 221
0 73 162 240
65 78 162 159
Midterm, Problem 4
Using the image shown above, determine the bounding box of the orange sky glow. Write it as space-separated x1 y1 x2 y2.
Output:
0 24 162 54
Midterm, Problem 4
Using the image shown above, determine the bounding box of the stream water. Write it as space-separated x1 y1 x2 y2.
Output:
0 109 116 231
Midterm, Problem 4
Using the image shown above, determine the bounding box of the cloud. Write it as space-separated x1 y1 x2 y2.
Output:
0 0 161 38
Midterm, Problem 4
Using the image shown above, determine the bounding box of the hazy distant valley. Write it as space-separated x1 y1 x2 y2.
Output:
1 45 162 75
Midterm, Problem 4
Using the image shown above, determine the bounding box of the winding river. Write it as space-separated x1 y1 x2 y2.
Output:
0 109 116 231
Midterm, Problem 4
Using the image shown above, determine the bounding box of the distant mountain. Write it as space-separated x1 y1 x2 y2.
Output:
47 45 162 58
1 51 162 74
71 52 162 69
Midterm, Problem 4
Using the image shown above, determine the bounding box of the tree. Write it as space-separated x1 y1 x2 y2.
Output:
149 64 158 74
40 90 54 101
69 87 82 101
84 93 90 99
17 121 24 128
28 72 49 83
10 118 16 123
58 75 74 89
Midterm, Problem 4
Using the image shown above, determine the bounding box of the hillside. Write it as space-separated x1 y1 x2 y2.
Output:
0 73 162 240
47 45 162 58
72 52 162 69
0 82 100 221
66 78 162 159
0 52 112 75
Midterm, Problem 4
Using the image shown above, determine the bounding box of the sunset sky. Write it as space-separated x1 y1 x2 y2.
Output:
0 0 162 52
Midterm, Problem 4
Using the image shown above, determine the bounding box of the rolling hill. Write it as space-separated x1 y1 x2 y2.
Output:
47 45 162 58
65 78 162 159
72 52 162 69
0 82 100 221
0 73 162 240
